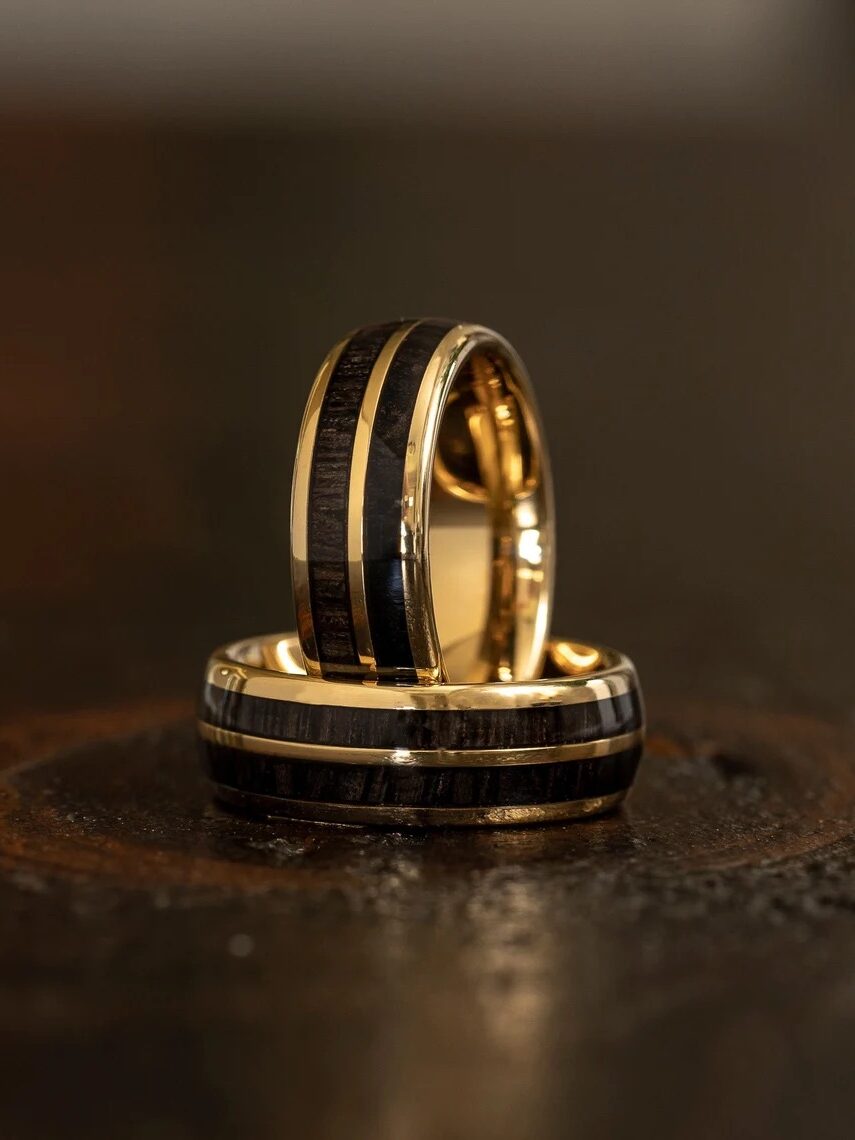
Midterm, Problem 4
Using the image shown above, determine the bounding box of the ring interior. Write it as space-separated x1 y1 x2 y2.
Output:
232 634 616 681
429 343 550 684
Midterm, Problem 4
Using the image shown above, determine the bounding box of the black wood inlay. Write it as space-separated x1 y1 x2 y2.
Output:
307 322 400 671
362 319 456 679
201 740 641 809
200 683 643 750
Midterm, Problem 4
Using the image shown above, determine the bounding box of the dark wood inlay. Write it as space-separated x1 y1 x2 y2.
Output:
201 740 642 808
307 321 401 671
200 683 643 750
362 319 456 679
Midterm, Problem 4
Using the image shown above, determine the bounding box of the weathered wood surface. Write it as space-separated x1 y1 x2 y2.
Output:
1 700 854 1139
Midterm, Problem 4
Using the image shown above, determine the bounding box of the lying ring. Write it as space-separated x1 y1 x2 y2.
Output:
291 320 554 685
198 633 644 827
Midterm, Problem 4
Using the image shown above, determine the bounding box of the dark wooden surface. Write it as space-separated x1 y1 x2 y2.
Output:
2 116 855 1138
1 699 855 1139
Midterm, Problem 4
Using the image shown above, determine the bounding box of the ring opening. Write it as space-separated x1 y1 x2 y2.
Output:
430 344 550 683
231 634 610 679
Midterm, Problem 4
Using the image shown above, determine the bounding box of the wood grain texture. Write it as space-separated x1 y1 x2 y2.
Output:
362 319 455 675
200 682 643 749
307 322 400 669
200 739 642 807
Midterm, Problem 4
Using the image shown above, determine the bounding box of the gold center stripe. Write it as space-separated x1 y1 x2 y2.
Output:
198 720 643 768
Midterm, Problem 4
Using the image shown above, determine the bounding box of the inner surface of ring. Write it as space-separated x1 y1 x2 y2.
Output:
236 634 607 679
430 346 549 684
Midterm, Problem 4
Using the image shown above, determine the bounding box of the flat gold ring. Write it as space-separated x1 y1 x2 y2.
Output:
291 320 554 684
198 633 644 828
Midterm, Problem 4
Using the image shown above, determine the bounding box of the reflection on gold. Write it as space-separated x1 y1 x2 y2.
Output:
549 640 603 675
359 853 561 1139
212 632 638 712
272 637 307 674
426 329 554 685
214 786 626 826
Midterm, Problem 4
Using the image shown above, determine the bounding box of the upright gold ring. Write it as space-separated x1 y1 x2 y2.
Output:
291 320 554 685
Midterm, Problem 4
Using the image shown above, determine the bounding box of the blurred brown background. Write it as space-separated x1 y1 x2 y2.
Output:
2 2 854 717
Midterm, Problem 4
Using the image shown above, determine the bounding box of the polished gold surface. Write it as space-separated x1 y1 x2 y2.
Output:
205 632 640 712
410 323 554 685
198 720 643 768
290 320 554 685
212 785 627 827
549 640 604 673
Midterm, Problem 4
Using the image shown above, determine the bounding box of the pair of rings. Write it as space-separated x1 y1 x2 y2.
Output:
199 319 644 826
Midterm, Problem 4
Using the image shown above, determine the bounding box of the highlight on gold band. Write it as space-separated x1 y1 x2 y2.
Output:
291 319 554 686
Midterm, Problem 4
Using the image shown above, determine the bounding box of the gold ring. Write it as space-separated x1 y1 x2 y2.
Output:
198 633 644 827
291 320 554 685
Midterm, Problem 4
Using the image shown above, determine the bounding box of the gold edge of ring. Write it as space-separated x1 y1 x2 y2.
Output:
198 721 644 767
211 785 627 826
204 642 639 710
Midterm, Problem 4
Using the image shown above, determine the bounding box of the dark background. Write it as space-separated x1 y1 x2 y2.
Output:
2 4 855 718
4 114 854 717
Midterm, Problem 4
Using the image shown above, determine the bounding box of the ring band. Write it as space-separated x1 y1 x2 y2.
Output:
198 633 644 827
291 320 554 685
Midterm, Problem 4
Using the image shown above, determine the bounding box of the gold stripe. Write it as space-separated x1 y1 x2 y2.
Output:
205 633 641 712
212 785 627 827
198 720 643 768
290 335 350 678
347 320 421 672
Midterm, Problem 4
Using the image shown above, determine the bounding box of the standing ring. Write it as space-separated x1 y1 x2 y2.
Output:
291 320 554 685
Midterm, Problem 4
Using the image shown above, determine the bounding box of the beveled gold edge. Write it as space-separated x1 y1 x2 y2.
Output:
205 633 640 711
198 721 644 767
290 334 351 677
347 320 421 672
211 785 627 827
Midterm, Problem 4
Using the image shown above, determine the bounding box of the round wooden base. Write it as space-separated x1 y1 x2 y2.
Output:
2 701 855 1139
